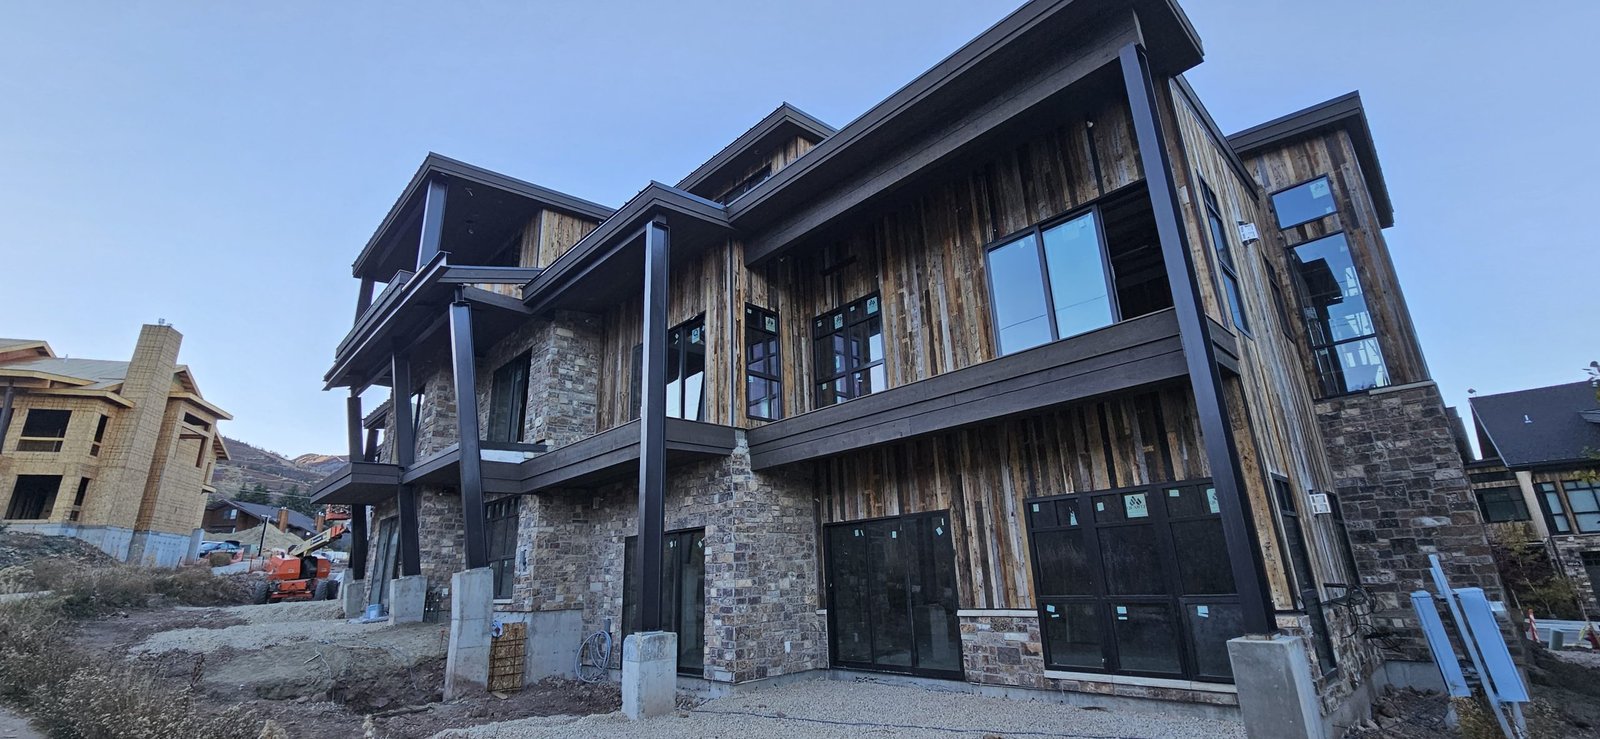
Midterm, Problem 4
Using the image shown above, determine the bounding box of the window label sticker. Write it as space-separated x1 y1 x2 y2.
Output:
890 530 897 539
1068 511 1078 526
1031 503 1040 512
934 526 944 536
1197 605 1210 618
1310 179 1331 199
765 316 777 332
1046 604 1057 613
833 314 844 329
1169 489 1181 498
866 297 879 314
1095 501 1106 512
1116 605 1128 621
1125 493 1149 519
1206 487 1220 514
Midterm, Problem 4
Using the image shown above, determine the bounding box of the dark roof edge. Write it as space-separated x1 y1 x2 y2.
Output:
1171 75 1257 195
351 152 616 279
1225 91 1394 228
521 182 730 310
675 103 836 192
727 0 1204 222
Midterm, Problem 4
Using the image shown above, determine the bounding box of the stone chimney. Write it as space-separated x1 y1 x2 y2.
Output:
277 507 289 532
93 324 183 528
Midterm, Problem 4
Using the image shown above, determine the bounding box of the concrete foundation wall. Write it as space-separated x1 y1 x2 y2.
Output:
125 528 196 567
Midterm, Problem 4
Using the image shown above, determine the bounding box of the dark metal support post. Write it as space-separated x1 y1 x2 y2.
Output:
1119 43 1273 635
355 277 375 323
417 177 449 270
635 217 670 633
0 382 14 456
449 297 490 570
364 428 380 462
346 388 369 580
391 352 422 577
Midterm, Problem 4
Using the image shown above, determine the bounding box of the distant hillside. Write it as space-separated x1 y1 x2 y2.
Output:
212 437 345 499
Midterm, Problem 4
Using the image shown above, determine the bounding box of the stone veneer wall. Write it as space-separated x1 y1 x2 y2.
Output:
1551 534 1600 610
1316 382 1503 661
519 433 828 684
471 311 603 450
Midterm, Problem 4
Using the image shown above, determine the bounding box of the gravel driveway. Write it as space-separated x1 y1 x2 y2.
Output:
434 678 1246 739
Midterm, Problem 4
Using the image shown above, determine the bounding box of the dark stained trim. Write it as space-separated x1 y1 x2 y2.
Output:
353 152 614 279
391 352 421 577
350 503 368 581
747 310 1191 469
521 183 729 314
1121 43 1273 635
449 298 490 570
1171 74 1258 195
636 216 669 633
437 266 542 286
510 419 738 493
416 177 448 270
308 461 404 506
339 268 420 359
738 8 1143 264
675 102 835 194
1226 91 1394 228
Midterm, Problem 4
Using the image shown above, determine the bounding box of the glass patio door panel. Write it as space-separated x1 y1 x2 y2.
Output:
623 529 706 675
826 512 963 679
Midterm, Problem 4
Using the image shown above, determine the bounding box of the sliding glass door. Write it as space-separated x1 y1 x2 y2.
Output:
825 511 962 679
624 529 706 675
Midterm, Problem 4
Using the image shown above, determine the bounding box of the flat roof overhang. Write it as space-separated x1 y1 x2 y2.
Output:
522 183 732 315
729 0 1201 265
352 153 614 283
509 418 738 493
747 309 1236 470
1226 91 1394 228
309 462 404 505
325 254 539 390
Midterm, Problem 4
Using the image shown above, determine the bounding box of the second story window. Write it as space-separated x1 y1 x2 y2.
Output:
1289 233 1389 395
745 305 782 421
1201 181 1249 334
409 390 426 452
813 295 883 407
633 316 708 422
90 414 109 456
17 409 70 453
487 353 531 443
1541 480 1600 534
986 210 1115 355
1271 176 1336 229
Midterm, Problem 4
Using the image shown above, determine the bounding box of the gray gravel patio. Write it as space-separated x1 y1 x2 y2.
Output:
433 677 1246 739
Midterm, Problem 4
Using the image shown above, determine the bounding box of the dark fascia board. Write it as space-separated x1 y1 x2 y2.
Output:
675 103 836 193
521 181 730 313
309 461 402 505
1172 75 1258 196
1226 91 1395 228
725 0 1201 230
510 418 738 493
351 152 616 280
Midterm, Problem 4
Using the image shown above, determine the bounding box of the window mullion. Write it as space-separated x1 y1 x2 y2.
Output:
1032 226 1061 342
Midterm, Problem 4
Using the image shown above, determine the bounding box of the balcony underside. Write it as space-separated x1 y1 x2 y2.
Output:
311 419 737 504
747 309 1236 470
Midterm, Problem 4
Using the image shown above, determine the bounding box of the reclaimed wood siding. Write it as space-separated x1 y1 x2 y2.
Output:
704 135 819 204
742 95 1143 427
595 242 739 431
816 383 1205 610
519 209 601 269
1241 131 1428 389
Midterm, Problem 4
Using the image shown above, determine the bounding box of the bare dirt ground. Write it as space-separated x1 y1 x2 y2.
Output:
68 600 617 738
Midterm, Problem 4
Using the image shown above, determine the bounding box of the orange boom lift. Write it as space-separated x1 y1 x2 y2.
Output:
252 523 347 604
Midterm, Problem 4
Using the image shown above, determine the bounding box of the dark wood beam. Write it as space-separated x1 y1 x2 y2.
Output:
346 388 369 580
636 216 669 633
355 277 376 324
417 177 448 270
391 351 422 578
1120 43 1273 635
449 297 490 570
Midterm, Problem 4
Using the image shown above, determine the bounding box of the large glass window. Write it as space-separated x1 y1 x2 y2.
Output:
1540 482 1573 534
1202 181 1249 334
1028 480 1242 682
1563 480 1600 533
987 211 1114 355
624 528 707 675
813 295 884 407
1290 233 1389 395
485 497 519 599
17 409 70 453
1271 176 1337 229
666 317 707 421
487 353 531 443
744 305 782 421
824 512 963 679
1475 486 1530 524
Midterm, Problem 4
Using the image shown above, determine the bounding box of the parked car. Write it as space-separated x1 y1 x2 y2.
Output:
198 540 242 556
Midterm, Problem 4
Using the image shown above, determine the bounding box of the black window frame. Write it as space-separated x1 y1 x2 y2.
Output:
487 352 532 444
622 527 708 676
983 204 1120 356
486 497 519 600
1269 175 1338 230
630 315 708 422
1026 479 1244 683
1272 477 1337 675
1201 179 1250 336
812 294 885 408
17 409 71 453
1562 479 1600 534
1286 230 1390 397
1539 482 1573 534
1475 486 1531 524
744 304 783 421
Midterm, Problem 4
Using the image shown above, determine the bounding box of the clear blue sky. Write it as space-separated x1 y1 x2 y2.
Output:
2 1 1595 457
